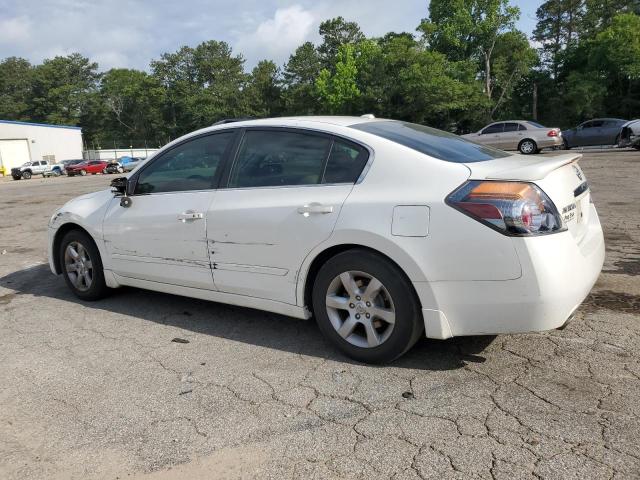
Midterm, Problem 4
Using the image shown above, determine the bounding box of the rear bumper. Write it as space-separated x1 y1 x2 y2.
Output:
537 137 564 149
418 203 604 338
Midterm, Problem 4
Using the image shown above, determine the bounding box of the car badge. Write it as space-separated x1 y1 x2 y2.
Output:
572 165 583 181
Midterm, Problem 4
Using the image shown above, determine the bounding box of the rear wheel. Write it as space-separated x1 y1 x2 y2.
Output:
518 139 537 155
22 170 32 179
312 249 423 363
563 138 571 150
60 230 109 301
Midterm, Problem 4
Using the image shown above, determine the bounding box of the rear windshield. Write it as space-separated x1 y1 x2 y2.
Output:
350 121 510 163
527 121 544 128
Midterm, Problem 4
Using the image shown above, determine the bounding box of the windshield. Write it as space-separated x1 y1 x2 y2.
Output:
350 120 510 163
21 162 32 166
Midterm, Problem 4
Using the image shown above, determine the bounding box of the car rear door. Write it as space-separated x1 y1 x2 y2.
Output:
500 122 520 150
102 131 236 289
207 128 369 305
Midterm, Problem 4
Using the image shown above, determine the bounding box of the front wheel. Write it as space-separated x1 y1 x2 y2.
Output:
22 171 32 179
79 169 87 176
60 230 110 301
312 249 423 364
117 167 124 173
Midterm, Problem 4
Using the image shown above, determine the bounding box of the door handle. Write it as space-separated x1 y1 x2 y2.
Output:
297 203 334 216
177 211 204 222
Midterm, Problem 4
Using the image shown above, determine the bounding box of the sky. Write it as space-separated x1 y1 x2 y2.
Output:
0 0 540 71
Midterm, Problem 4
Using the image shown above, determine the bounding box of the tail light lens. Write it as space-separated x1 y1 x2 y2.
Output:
547 130 558 137
446 181 565 236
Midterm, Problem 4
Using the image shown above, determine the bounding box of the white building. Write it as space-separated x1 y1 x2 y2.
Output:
0 120 83 175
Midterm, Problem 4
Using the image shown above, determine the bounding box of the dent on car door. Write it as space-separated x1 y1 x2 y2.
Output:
207 129 369 304
102 131 236 289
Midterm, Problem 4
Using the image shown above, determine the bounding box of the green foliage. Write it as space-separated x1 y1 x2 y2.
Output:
0 57 33 120
316 44 361 113
30 53 99 126
1 7 639 141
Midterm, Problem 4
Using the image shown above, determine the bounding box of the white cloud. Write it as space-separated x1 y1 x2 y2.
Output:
0 16 32 45
236 5 317 67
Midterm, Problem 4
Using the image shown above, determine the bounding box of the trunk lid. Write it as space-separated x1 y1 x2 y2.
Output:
465 153 590 242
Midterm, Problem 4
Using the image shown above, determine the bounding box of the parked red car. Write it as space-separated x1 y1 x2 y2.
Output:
65 160 108 177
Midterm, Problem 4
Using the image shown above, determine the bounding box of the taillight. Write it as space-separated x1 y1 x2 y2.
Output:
446 181 565 236
547 130 558 137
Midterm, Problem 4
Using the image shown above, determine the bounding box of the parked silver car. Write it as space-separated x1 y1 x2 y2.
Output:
562 118 627 149
462 121 563 154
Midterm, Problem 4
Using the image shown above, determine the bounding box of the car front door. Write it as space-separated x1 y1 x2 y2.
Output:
477 123 504 148
102 131 236 289
207 129 369 305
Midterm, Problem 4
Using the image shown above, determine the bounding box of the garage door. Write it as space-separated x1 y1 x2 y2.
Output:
0 139 31 172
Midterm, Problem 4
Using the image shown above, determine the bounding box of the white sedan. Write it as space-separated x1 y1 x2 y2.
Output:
47 116 604 363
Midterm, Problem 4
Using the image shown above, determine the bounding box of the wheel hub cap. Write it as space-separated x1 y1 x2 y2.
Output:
325 271 396 349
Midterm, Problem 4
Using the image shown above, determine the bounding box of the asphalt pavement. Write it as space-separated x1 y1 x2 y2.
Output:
0 149 639 479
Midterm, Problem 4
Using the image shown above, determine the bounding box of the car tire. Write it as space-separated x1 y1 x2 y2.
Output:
563 138 571 150
117 167 124 173
22 170 32 179
59 229 110 301
311 249 424 364
518 139 537 155
80 169 87 176
53 170 61 177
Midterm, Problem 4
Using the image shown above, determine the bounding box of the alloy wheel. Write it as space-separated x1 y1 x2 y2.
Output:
325 271 396 348
520 140 535 154
64 241 94 292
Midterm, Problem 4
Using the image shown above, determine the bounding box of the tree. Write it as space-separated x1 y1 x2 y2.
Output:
29 53 99 126
0 57 33 120
490 31 538 117
152 41 247 137
282 42 322 114
419 0 520 101
316 44 361 113
317 17 365 68
580 0 640 35
99 69 166 144
243 60 282 117
533 0 584 77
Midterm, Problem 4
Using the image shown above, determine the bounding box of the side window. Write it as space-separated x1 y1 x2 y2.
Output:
482 123 504 134
322 139 369 184
582 121 593 129
229 130 331 188
32 161 40 166
135 132 234 194
591 120 604 127
518 123 527 131
503 123 519 132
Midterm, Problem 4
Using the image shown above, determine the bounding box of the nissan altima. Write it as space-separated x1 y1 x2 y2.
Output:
48 116 604 363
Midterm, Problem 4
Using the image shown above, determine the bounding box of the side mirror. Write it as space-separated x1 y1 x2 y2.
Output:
110 176 128 195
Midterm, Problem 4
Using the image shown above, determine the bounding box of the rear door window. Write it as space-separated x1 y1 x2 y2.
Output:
322 140 369 184
351 121 510 163
229 130 331 188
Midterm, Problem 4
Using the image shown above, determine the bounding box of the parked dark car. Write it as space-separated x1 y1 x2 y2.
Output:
562 118 627 149
66 160 108 176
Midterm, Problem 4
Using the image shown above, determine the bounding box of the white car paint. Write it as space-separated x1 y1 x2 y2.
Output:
48 116 604 342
